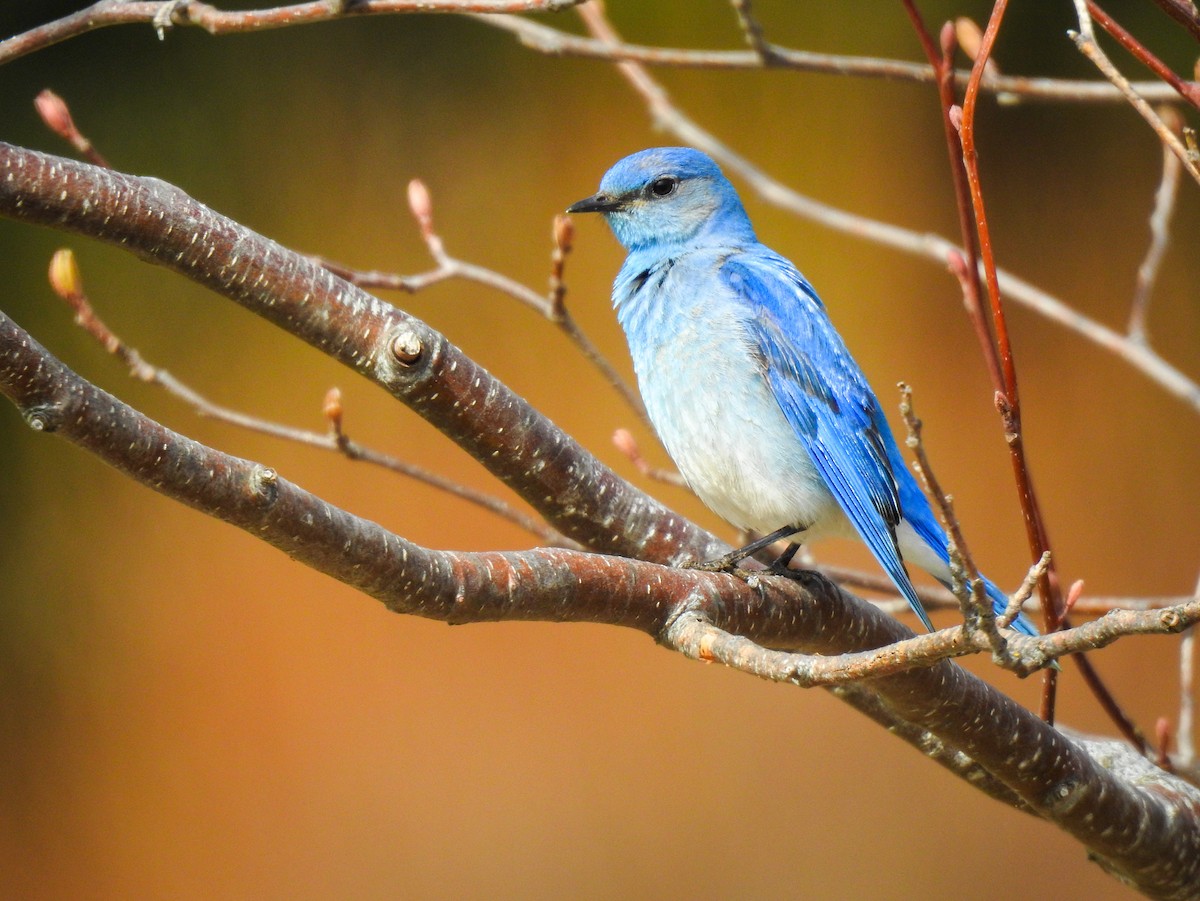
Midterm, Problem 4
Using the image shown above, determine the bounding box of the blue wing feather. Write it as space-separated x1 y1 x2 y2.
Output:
723 253 935 632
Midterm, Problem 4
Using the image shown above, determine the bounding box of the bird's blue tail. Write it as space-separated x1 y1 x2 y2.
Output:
895 481 1039 637
883 419 1039 637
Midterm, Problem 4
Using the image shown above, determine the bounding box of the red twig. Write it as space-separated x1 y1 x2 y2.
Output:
903 0 1152 748
1156 717 1173 770
905 0 1060 716
902 4 1003 393
956 0 1068 725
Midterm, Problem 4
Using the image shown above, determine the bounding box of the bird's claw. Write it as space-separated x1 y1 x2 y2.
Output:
682 554 744 574
682 555 762 586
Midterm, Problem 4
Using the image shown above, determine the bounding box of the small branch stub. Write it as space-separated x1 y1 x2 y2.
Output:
390 329 423 366
23 405 57 432
250 465 278 503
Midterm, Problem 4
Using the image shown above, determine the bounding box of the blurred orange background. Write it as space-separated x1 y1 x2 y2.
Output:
1 2 1198 898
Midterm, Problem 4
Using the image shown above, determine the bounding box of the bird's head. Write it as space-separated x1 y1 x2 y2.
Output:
567 147 755 252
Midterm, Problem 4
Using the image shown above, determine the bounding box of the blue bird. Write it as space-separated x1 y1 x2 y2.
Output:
568 147 1037 637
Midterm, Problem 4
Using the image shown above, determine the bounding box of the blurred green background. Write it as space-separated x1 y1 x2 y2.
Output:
2 2 1198 898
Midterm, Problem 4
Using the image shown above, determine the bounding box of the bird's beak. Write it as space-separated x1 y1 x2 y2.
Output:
566 192 625 214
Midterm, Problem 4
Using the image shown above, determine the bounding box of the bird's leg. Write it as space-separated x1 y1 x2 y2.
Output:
686 524 801 575
768 542 802 573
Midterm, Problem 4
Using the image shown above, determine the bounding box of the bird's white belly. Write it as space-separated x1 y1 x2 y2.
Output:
629 301 847 540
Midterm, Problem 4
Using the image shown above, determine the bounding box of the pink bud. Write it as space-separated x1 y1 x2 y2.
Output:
553 214 574 253
948 105 964 133
612 428 638 460
407 179 433 232
35 89 75 139
322 387 343 425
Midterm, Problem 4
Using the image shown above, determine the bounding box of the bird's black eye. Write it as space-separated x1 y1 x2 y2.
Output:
648 176 678 198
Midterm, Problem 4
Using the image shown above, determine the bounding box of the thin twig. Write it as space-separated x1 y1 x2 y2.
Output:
667 595 1200 686
958 0 1065 726
827 564 1191 617
33 90 110 168
897 382 985 592
611 428 687 488
471 12 1191 103
902 1 1006 408
0 0 585 64
1129 108 1184 343
548 213 572 319
728 0 777 65
1071 2 1200 186
898 382 1042 665
46 249 578 549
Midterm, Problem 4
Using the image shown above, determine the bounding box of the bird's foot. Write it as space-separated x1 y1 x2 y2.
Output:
684 551 747 574
683 556 762 587
683 538 803 588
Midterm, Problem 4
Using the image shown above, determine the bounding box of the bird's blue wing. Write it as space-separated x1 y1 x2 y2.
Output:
722 253 934 632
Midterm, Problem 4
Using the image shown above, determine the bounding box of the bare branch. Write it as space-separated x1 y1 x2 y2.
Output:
473 11 1191 103
728 0 778 65
1086 1 1200 109
0 0 584 65
1129 109 1184 343
7 148 1200 893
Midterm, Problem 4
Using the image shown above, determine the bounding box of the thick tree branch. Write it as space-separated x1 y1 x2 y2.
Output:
0 141 713 567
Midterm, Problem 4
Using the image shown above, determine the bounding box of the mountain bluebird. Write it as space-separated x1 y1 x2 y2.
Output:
568 146 1036 637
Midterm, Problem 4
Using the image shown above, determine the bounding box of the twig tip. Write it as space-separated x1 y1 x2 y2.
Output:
34 89 74 139
407 178 434 234
48 248 83 302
